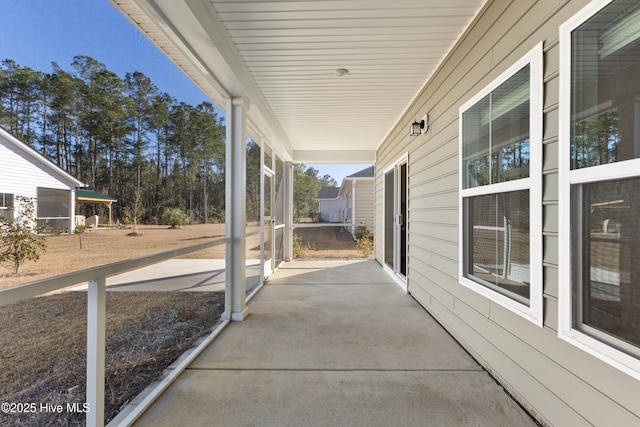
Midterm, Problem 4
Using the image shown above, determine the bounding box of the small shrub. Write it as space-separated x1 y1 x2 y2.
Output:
292 234 309 258
354 224 370 240
355 236 374 258
161 207 188 229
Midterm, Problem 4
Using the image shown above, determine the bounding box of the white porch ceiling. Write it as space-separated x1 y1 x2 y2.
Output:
111 0 486 162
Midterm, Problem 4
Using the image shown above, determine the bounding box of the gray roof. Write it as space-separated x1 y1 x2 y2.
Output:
317 187 340 199
347 165 374 178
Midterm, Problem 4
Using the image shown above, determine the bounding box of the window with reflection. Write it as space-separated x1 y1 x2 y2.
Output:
569 0 640 356
465 190 530 304
463 66 531 188
572 178 640 352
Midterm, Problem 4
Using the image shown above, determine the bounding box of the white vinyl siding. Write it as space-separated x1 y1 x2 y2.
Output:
0 131 81 233
0 139 73 198
354 180 374 228
318 198 343 223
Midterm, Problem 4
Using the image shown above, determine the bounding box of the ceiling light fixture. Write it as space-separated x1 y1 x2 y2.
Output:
335 68 349 77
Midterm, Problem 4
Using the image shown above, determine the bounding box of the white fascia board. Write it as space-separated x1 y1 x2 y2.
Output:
346 176 375 181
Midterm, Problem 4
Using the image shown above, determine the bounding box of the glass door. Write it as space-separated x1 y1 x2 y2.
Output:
383 157 408 288
399 162 407 277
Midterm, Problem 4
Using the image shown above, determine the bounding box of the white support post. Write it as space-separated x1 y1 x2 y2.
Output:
259 137 265 283
351 181 357 237
70 190 76 234
225 97 249 322
86 277 106 427
284 162 293 262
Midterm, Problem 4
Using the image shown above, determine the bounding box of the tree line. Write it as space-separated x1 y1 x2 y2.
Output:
0 57 337 224
0 56 224 223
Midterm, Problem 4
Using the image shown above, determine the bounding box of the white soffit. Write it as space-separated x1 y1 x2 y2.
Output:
111 0 486 162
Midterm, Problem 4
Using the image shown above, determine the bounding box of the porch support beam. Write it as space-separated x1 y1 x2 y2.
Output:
225 97 249 322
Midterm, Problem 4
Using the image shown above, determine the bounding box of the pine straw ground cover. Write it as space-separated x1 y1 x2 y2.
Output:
0 291 224 426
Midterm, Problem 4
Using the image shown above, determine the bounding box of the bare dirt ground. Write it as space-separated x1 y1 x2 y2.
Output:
293 226 362 258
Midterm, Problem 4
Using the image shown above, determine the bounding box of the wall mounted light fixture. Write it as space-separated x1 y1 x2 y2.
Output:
410 120 424 136
410 114 429 136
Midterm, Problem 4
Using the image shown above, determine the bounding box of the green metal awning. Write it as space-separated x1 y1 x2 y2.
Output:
75 189 117 203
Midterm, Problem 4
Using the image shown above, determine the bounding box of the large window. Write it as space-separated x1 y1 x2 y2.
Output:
560 0 640 378
459 43 543 324
0 193 13 221
37 187 71 232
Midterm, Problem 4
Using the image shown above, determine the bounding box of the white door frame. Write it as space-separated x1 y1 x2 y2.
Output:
261 161 275 280
383 153 409 291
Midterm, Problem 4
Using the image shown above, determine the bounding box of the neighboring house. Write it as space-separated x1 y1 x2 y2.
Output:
341 166 374 236
317 166 374 236
317 187 341 223
0 127 84 233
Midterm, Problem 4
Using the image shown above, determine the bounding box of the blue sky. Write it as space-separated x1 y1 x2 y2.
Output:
0 0 370 183
0 0 207 107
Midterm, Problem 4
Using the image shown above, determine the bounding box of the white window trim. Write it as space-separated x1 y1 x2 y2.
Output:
458 42 543 326
558 0 640 380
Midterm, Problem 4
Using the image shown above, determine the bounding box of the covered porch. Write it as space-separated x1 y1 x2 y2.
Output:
92 0 542 425
115 259 534 426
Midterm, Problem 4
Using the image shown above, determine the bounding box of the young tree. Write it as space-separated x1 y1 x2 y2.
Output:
127 187 144 236
0 196 47 274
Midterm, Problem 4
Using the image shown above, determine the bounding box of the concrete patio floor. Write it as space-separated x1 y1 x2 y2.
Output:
132 259 536 426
